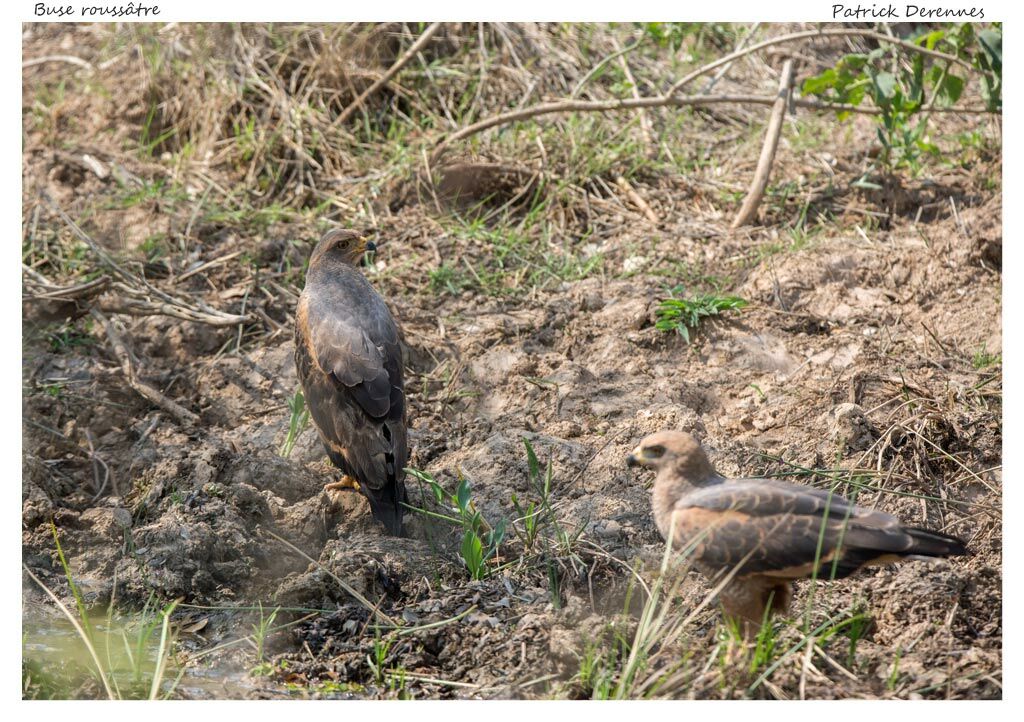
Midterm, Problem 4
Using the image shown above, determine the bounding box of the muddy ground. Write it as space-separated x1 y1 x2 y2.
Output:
22 23 1001 699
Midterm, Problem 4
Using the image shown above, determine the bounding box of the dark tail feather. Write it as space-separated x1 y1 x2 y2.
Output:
905 526 968 557
829 525 968 579
363 481 407 537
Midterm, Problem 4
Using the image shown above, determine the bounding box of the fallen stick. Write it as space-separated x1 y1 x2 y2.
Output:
731 59 794 229
22 273 111 301
90 309 200 427
22 54 93 71
615 175 660 225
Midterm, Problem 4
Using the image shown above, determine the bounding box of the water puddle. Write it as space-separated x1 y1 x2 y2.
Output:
22 608 260 699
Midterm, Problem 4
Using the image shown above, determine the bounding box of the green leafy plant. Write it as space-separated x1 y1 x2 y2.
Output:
749 607 779 675
654 291 748 342
367 634 392 686
405 469 507 580
972 346 1000 369
802 24 1001 175
513 438 590 608
887 647 904 691
279 389 310 458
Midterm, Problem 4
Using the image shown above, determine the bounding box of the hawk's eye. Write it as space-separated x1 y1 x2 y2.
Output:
645 444 665 458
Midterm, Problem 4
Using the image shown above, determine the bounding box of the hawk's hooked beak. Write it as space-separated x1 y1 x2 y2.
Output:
626 445 649 468
360 240 377 267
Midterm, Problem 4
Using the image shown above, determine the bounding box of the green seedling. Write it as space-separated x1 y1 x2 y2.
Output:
280 389 310 458
406 468 507 580
655 291 748 343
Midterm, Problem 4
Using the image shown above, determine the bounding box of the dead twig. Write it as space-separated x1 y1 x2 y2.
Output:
84 429 116 499
615 175 660 225
43 195 253 326
262 528 396 626
333 22 443 128
23 55 94 71
731 59 794 228
89 309 200 428
176 250 245 283
22 272 111 301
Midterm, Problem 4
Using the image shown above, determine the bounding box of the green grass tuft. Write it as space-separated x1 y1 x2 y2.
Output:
654 291 748 342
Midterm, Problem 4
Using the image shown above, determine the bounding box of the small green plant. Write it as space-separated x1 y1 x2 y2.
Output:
574 634 621 699
972 346 1001 369
749 608 779 675
428 264 471 295
887 647 904 691
251 602 280 668
512 438 590 608
139 102 177 157
405 469 507 580
367 634 391 686
520 438 587 556
47 322 94 352
279 389 311 458
139 234 168 262
837 610 871 669
654 291 748 342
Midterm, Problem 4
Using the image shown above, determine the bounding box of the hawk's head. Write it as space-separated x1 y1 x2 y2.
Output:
310 229 376 268
627 430 719 485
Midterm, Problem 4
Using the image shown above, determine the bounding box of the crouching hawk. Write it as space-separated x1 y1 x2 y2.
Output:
627 430 967 635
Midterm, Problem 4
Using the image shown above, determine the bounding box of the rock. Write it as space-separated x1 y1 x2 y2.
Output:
826 403 876 452
79 507 132 540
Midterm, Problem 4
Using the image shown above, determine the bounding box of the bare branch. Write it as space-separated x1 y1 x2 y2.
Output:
22 55 94 72
431 93 992 165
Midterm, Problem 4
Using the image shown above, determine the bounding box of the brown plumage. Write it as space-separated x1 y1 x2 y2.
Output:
627 430 967 635
295 229 407 535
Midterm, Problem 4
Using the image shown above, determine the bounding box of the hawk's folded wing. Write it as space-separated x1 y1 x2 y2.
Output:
671 479 964 579
306 307 398 420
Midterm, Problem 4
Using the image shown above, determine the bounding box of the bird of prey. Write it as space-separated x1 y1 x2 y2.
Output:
627 430 967 635
295 229 407 535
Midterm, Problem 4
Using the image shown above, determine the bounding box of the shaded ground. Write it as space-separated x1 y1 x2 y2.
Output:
22 22 1001 699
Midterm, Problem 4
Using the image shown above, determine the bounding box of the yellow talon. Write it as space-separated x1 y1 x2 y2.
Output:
324 475 361 493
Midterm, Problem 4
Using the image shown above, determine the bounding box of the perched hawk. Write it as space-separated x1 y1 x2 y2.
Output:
295 230 408 535
627 431 967 635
